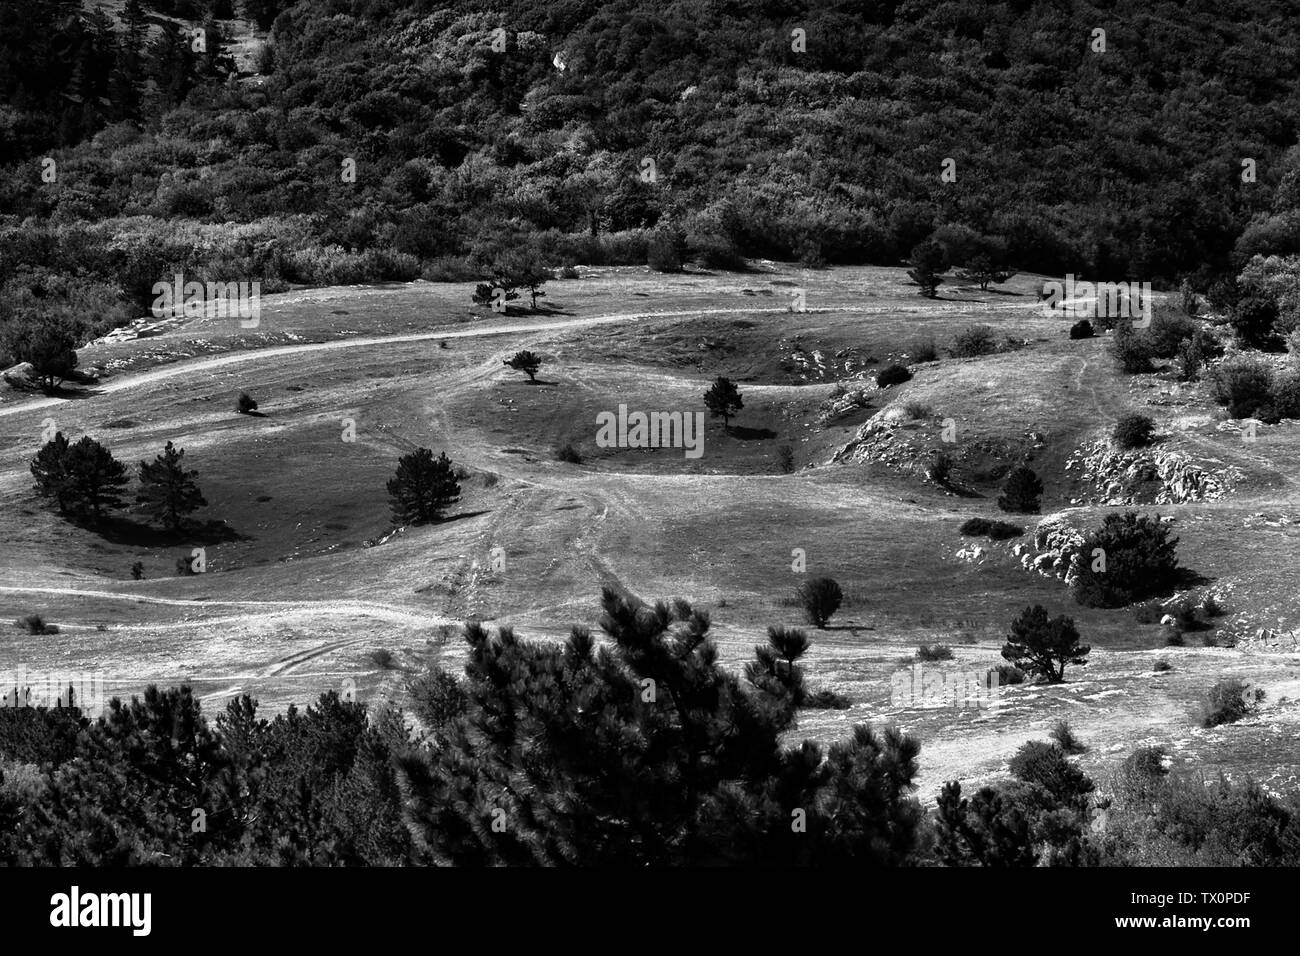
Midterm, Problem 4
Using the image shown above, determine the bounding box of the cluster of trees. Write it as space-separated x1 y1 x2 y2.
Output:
3 585 1292 866
8 0 1300 350
907 235 1016 298
30 433 205 530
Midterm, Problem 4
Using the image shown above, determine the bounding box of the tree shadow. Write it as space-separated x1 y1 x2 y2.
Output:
524 379 560 387
80 516 247 547
237 410 268 418
726 425 779 440
1172 568 1212 590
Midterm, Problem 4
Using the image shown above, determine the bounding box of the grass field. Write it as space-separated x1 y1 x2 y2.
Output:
3 263 1298 800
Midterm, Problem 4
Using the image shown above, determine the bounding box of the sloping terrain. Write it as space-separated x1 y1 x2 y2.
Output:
2 265 1298 800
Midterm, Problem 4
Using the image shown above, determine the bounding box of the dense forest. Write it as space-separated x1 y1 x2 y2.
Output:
5 0 1300 356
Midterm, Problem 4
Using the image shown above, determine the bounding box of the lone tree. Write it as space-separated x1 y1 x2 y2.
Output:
1070 512 1181 609
387 448 461 525
797 577 843 629
31 431 74 515
1001 605 1090 683
998 466 1043 514
504 350 542 382
906 240 946 298
955 255 1016 292
4 321 78 393
137 441 207 532
509 256 550 309
236 392 258 414
703 376 743 428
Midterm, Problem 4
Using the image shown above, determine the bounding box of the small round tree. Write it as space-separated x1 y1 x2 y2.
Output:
1070 511 1181 608
236 392 259 414
997 466 1043 514
796 577 843 629
1113 413 1156 450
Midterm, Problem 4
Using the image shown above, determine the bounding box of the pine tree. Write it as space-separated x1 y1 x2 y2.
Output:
30 431 74 515
1070 512 1181 608
3 320 78 393
1001 605 1090 683
137 441 207 531
386 448 461 525
997 466 1043 514
907 240 946 297
504 350 542 381
64 436 130 521
703 376 743 428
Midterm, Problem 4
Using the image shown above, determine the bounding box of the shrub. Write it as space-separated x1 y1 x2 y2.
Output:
909 338 938 362
236 392 258 414
130 561 144 580
991 663 1026 685
1069 319 1094 339
1113 413 1156 449
927 451 953 486
555 443 583 464
558 264 580 280
407 667 469 730
14 613 57 635
1165 630 1186 646
997 466 1043 514
1070 512 1181 608
1208 354 1274 419
916 643 954 662
801 689 851 709
1144 309 1200 359
1110 321 1155 373
959 517 1024 540
1001 605 1090 683
901 400 932 419
370 649 396 669
647 230 684 273
950 325 997 358
1153 659 1173 673
1008 741 1095 808
1271 370 1300 419
1197 679 1265 728
777 445 795 473
1133 600 1163 624
876 364 911 387
1049 719 1088 755
796 577 843 628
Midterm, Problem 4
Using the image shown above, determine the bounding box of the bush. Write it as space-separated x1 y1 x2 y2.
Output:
555 443 583 464
801 689 852 709
991 663 1026 685
1071 512 1181 608
950 325 997 358
1197 679 1265 728
927 451 953 486
1049 719 1088 755
909 338 939 362
647 230 684 273
370 649 396 669
1145 309 1200 359
1110 321 1155 373
1153 659 1173 673
916 643 954 662
236 392 258 414
1208 354 1274 419
14 613 57 635
558 264 580 280
959 517 1024 540
1069 319 1094 339
1271 370 1300 419
777 445 795 474
1113 413 1156 449
901 400 932 420
997 466 1043 514
876 364 911 387
796 577 843 628
1165 630 1186 646
1007 741 1095 808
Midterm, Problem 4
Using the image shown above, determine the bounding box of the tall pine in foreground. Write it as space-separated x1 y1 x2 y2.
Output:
398 587 923 865
137 441 206 531
387 448 461 525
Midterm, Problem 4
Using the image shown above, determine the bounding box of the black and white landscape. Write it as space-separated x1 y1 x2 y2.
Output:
1 0 1298 873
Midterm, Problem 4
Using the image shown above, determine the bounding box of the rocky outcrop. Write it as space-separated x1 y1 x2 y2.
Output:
1019 511 1091 585
1065 439 1242 505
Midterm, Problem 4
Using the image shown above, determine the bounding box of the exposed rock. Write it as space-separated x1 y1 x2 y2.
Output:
1064 438 1243 505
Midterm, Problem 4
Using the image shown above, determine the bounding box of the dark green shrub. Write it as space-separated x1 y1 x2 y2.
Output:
876 364 911 387
1113 413 1156 449
1197 679 1264 728
1071 512 1181 608
1069 319 1094 339
916 644 953 662
997 466 1043 514
950 325 997 358
1209 354 1274 419
796 577 843 628
1008 740 1095 808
